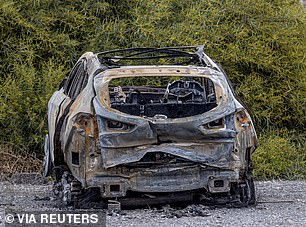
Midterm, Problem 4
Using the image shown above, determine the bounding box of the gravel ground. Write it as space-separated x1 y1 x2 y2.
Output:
0 178 305 226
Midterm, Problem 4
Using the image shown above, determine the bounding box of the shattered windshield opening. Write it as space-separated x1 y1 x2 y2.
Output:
108 76 217 118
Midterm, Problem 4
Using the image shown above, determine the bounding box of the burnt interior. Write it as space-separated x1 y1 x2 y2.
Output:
109 77 217 118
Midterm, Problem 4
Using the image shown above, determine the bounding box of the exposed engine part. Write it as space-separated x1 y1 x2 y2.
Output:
163 79 206 103
109 78 217 118
113 86 126 103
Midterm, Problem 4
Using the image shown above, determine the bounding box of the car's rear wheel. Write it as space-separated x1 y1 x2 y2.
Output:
53 169 102 208
236 172 256 206
247 173 256 205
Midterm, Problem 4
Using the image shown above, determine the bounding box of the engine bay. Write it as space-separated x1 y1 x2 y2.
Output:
109 77 217 118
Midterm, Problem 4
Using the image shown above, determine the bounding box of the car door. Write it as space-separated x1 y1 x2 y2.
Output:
48 58 87 166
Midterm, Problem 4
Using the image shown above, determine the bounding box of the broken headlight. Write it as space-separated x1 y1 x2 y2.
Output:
106 120 135 131
203 118 225 129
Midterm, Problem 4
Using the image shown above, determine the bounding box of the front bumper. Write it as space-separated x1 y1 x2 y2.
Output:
87 164 239 198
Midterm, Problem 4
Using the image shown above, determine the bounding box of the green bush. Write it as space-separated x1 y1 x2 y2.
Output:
0 59 67 152
253 130 306 179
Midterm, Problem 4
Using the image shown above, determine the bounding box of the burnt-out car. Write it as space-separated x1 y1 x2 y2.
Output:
44 46 258 207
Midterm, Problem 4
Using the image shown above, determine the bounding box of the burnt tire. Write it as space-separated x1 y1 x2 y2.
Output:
53 170 103 208
247 174 256 205
238 173 256 206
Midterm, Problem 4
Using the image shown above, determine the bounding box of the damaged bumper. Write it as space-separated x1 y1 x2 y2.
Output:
88 164 239 198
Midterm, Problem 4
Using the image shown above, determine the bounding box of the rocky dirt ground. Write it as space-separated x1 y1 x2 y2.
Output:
0 175 305 226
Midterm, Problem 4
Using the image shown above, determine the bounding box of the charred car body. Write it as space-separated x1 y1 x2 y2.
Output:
44 46 258 207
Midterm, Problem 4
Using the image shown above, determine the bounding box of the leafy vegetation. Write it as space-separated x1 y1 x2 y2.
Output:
253 129 306 179
0 0 305 178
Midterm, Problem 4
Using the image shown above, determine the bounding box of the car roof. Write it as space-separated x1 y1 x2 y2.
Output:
95 46 219 69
